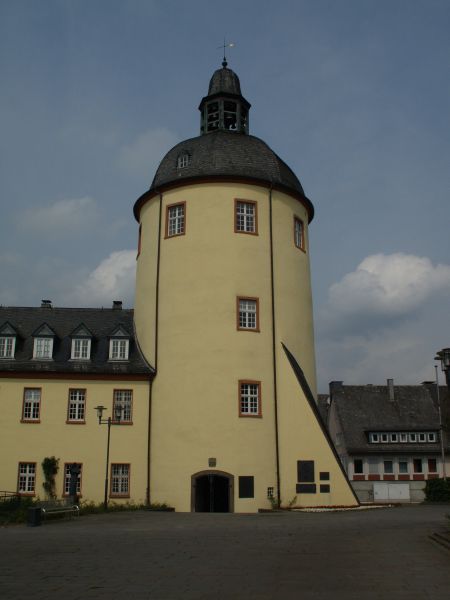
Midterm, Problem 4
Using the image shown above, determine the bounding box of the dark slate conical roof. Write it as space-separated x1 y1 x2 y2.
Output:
149 130 304 195
133 63 314 221
208 66 242 95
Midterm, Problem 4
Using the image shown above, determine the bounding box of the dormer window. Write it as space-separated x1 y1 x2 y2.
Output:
32 323 55 360
0 336 15 358
71 338 91 360
110 339 129 360
70 324 93 360
0 322 17 359
108 325 130 361
177 153 190 169
34 337 53 359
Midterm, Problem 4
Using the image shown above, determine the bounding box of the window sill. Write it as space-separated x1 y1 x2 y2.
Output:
20 419 40 424
18 492 35 497
237 327 260 333
109 494 130 499
164 232 185 239
111 421 133 425
66 420 86 425
239 414 262 418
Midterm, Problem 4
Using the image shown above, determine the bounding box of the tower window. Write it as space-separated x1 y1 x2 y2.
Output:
294 217 305 251
177 153 190 169
206 101 219 131
166 202 186 238
224 101 237 130
239 381 261 417
237 297 259 331
235 200 257 234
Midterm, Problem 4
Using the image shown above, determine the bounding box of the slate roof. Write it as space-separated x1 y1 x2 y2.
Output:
208 65 242 95
137 130 313 220
330 384 450 455
0 306 153 376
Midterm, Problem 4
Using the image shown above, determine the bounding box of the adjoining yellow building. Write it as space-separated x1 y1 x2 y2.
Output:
0 61 358 511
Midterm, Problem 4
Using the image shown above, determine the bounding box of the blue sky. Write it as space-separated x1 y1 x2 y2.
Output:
1 0 449 391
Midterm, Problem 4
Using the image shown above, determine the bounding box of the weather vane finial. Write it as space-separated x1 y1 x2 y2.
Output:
218 38 235 68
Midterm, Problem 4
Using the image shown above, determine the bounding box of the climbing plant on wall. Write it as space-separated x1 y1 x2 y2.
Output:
42 456 59 499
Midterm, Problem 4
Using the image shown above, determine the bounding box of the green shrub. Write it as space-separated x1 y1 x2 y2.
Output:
0 497 36 525
425 478 450 502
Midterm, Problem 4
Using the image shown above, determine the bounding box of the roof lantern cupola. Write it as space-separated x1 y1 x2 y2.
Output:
199 60 251 135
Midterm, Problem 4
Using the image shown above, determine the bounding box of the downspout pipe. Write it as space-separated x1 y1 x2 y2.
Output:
269 185 281 507
145 191 163 506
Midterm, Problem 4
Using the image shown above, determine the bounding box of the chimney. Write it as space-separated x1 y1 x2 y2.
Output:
41 299 52 309
387 378 394 402
329 381 344 395
112 300 123 310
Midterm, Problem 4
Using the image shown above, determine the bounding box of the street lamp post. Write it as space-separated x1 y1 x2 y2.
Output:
94 403 124 510
434 347 450 480
434 366 447 480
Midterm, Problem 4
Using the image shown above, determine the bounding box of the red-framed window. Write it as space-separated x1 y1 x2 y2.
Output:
239 380 262 417
110 464 130 497
21 388 41 422
165 202 186 238
18 462 36 495
235 200 258 234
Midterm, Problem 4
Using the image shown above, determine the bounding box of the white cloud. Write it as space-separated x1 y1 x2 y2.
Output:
325 253 450 332
315 253 450 390
118 127 179 180
69 250 136 307
19 197 98 235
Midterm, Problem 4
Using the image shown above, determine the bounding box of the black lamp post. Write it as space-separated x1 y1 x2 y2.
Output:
94 403 124 510
434 347 449 480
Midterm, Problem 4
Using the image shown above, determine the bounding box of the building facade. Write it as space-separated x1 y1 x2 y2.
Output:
321 380 450 502
0 303 152 504
0 62 358 511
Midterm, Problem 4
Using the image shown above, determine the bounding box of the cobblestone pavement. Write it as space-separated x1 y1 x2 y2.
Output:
0 505 449 599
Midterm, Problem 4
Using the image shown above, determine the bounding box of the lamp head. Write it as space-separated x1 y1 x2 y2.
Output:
94 405 106 422
435 348 450 371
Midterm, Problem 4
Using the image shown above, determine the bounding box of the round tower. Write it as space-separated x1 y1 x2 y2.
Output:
134 63 357 512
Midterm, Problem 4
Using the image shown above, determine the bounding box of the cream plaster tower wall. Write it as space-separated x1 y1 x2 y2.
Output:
134 61 358 511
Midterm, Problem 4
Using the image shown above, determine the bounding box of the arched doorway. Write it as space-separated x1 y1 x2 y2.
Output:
191 470 234 512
